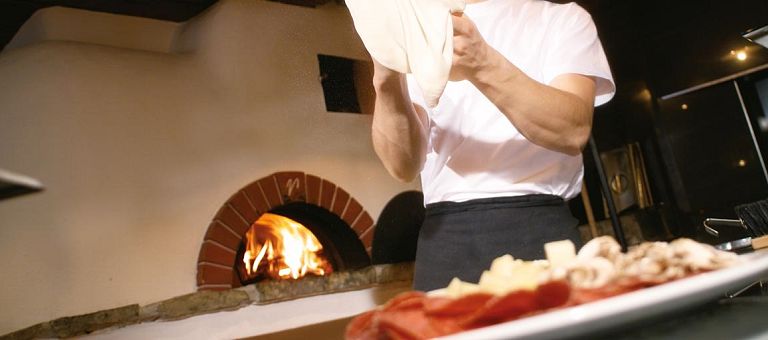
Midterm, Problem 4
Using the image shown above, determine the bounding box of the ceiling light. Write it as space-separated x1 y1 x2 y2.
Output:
730 49 748 61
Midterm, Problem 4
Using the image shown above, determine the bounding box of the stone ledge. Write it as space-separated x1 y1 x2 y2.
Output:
3 304 140 340
139 289 251 322
1 263 413 339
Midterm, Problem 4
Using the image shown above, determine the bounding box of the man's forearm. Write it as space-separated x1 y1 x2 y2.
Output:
371 73 429 182
470 49 595 156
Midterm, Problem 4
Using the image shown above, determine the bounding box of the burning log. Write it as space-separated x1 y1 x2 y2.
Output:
239 213 333 283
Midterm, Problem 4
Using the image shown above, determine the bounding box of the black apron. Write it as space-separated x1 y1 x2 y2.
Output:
413 194 581 292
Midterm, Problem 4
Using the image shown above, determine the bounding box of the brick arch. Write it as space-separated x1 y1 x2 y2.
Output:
196 171 376 291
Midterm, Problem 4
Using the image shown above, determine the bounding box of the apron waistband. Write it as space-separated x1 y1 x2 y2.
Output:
425 194 564 216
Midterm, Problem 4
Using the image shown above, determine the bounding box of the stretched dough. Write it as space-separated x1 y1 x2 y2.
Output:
346 0 466 107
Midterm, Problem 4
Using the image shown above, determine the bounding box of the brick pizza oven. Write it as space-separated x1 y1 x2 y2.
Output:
196 171 376 291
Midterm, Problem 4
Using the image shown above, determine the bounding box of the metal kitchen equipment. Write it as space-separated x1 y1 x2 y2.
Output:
705 198 768 251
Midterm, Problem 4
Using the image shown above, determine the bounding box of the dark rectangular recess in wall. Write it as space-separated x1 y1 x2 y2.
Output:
317 54 362 114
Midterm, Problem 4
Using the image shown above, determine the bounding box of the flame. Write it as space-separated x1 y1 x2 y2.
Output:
241 213 332 281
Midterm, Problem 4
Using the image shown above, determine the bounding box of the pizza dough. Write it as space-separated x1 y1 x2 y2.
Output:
345 0 466 107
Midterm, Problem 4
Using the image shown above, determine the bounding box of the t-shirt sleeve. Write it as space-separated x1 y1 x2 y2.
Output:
542 4 615 107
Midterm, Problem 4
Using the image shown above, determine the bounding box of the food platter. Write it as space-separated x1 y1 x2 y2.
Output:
439 250 768 340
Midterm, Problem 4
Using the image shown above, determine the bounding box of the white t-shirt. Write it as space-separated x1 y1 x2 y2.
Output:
408 0 616 205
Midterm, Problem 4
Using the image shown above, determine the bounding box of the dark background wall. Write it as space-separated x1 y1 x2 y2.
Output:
569 0 768 242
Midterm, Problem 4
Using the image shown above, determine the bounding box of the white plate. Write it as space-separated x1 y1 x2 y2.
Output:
439 250 768 340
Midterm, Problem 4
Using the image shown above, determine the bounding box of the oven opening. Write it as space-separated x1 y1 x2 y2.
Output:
234 202 371 286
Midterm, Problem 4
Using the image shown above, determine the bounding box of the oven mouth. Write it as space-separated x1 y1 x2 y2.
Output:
234 202 371 286
197 171 379 291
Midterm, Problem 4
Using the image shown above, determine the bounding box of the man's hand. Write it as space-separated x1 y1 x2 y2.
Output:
450 13 491 82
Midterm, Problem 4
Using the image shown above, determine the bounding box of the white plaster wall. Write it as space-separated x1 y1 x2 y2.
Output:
0 0 418 334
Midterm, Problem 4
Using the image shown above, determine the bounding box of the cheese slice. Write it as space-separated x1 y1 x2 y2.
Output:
478 260 542 295
489 254 516 274
444 277 481 298
545 240 577 268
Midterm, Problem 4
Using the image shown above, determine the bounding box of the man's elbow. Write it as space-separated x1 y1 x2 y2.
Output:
562 143 586 156
560 128 591 156
372 138 425 182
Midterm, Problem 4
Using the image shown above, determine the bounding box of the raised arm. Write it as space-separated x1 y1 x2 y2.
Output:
451 14 597 156
370 60 430 182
